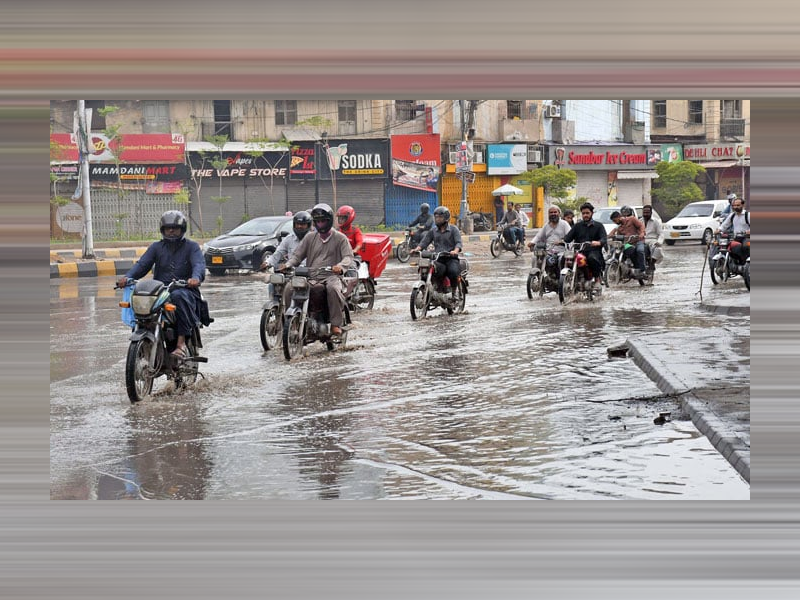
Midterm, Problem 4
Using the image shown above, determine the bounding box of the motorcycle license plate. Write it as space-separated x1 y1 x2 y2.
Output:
211 256 223 264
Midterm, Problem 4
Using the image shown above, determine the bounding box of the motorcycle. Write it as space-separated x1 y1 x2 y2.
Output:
470 211 494 232
490 223 524 258
527 243 563 299
409 250 469 320
117 279 211 404
347 233 391 311
282 266 355 360
604 235 653 287
709 232 750 290
558 241 600 305
396 227 429 263
259 269 288 351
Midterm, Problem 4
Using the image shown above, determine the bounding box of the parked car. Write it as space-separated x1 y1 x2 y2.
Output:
592 205 663 235
662 199 729 246
202 215 293 275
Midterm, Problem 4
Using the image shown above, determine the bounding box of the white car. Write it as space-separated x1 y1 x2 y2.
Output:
663 199 729 246
592 205 662 236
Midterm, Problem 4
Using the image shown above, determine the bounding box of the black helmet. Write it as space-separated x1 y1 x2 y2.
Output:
292 210 312 240
619 205 634 217
420 203 430 214
433 206 450 225
310 203 334 234
160 210 187 241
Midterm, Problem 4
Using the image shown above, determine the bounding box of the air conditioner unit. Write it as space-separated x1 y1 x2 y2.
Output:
448 151 458 164
527 148 542 163
473 152 483 163
546 104 562 119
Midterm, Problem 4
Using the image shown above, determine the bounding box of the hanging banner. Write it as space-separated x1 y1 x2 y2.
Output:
391 134 441 192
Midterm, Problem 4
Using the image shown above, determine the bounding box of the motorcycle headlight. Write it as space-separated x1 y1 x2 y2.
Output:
131 295 157 315
269 273 285 285
291 276 308 289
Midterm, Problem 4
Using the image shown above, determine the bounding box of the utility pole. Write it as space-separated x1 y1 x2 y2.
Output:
458 100 477 234
76 100 95 259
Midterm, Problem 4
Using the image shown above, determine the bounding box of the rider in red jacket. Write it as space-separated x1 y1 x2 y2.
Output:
336 205 364 255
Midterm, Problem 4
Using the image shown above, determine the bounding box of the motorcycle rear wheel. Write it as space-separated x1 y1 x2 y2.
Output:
452 280 467 314
396 241 411 263
558 271 575 305
410 286 428 320
743 262 750 291
490 238 502 258
260 306 282 351
526 272 542 299
282 313 304 360
326 309 350 351
125 338 155 403
352 279 375 310
174 338 199 389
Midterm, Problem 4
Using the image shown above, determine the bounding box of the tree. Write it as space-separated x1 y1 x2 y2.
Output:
245 136 294 217
521 165 577 204
650 160 706 218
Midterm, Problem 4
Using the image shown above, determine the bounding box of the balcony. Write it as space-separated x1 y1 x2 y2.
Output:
720 118 745 139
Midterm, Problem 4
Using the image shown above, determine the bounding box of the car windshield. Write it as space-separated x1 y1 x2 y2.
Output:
593 209 616 224
226 219 282 236
675 204 713 218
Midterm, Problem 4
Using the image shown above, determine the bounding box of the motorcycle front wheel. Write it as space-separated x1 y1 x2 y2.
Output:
709 258 720 285
410 285 428 320
526 272 542 299
605 260 621 287
396 241 411 263
489 238 502 258
125 338 155 403
352 279 376 310
260 306 282 351
282 313 304 360
558 270 575 305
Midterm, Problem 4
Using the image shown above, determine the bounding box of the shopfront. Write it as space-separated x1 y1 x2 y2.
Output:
683 143 750 205
547 144 659 208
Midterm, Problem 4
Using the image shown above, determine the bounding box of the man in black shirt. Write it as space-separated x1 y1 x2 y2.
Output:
563 201 607 285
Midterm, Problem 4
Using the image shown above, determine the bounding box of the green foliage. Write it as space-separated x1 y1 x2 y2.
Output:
211 195 231 205
553 196 588 213
204 134 229 149
97 105 120 117
296 116 333 130
650 161 706 216
173 187 190 205
522 165 577 200
50 195 71 207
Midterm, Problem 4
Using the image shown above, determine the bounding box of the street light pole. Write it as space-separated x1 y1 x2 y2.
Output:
76 100 95 259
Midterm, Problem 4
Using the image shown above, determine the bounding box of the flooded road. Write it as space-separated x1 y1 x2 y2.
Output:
51 241 749 499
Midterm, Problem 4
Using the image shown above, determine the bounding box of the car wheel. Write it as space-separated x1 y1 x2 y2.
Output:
664 239 675 246
701 229 713 246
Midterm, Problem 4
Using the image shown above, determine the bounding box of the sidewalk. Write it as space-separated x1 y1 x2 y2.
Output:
626 295 751 483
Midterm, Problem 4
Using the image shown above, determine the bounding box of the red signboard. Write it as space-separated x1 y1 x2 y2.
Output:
50 133 185 163
391 134 441 192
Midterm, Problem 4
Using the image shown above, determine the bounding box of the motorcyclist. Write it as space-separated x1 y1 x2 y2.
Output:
720 192 738 218
412 206 463 300
563 209 575 227
608 205 647 278
562 201 607 287
497 203 524 248
263 210 312 306
529 205 571 275
337 205 364 255
117 210 205 359
281 203 354 337
641 204 664 266
407 202 434 247
716 196 751 265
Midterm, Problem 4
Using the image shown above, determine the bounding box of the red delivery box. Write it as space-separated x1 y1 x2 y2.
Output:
359 233 392 279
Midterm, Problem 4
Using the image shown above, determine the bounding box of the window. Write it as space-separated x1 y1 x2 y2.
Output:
507 100 523 119
142 100 170 133
275 100 297 126
338 100 357 135
688 101 703 124
212 100 231 137
85 100 106 130
653 100 667 128
395 100 417 121
721 100 742 119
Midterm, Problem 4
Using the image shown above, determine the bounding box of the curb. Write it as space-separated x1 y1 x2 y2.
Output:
626 338 750 483
50 247 147 263
50 259 137 279
698 301 750 317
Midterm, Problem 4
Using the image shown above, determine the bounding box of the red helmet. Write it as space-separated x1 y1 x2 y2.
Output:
337 205 356 229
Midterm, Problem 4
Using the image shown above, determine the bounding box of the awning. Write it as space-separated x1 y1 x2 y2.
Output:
186 141 287 152
696 161 740 169
617 171 658 180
